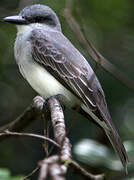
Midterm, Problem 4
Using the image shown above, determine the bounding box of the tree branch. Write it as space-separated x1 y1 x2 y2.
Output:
0 96 104 179
70 160 104 180
0 130 60 148
47 97 72 162
0 96 44 134
39 97 71 180
63 2 134 90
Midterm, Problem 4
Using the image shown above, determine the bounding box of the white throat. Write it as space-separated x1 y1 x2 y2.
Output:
17 23 58 35
15 23 80 108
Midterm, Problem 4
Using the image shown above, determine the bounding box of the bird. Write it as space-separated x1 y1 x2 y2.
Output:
3 4 129 172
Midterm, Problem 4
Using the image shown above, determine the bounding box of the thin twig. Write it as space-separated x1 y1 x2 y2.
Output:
0 130 60 148
63 4 134 90
0 96 105 179
65 0 73 11
71 159 105 180
42 113 49 157
0 96 45 134
21 166 39 180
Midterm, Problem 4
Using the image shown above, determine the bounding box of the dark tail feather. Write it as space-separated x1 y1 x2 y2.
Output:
95 103 129 173
104 128 129 174
79 106 129 172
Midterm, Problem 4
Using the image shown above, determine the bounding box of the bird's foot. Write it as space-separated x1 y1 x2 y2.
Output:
43 94 65 112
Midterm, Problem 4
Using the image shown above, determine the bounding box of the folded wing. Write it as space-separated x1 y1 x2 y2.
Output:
29 28 129 170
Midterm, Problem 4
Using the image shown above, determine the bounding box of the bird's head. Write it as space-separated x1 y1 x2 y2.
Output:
3 4 61 32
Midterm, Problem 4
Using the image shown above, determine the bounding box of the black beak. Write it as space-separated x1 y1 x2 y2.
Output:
3 15 28 25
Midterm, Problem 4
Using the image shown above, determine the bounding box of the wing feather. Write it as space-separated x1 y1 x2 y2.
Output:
30 29 96 109
29 29 129 169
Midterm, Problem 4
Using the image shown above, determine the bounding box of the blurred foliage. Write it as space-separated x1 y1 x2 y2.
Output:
0 0 134 179
74 139 123 171
0 168 24 180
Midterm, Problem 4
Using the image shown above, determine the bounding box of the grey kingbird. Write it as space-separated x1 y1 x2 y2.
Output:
3 4 129 170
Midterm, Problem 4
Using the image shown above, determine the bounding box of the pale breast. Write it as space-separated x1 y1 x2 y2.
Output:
19 60 80 107
15 31 80 107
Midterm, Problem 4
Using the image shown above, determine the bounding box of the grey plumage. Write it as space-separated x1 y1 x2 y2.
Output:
19 4 61 31
3 4 129 171
29 27 129 170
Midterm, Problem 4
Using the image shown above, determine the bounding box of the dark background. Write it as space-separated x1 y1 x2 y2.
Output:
0 0 134 179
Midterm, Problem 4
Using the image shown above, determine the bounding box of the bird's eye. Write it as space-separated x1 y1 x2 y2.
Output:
33 15 55 26
34 16 44 22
